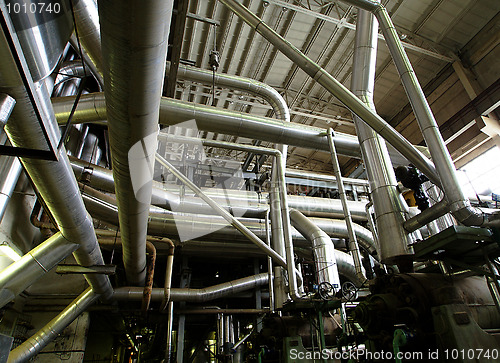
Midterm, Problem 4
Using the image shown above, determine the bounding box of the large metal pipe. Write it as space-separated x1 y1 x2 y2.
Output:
7 287 99 363
97 0 173 285
53 93 363 157
0 232 78 309
71 0 104 86
350 7 414 265
170 63 290 124
217 0 439 185
81 183 377 257
114 273 269 302
69 155 368 220
0 10 112 298
342 0 499 227
290 209 341 290
0 156 22 224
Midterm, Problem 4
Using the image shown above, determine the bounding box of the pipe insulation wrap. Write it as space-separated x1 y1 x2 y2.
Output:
97 0 173 285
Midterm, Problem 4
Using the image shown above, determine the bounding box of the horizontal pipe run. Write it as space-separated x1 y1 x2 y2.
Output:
52 93 362 158
70 155 369 221
80 183 376 256
113 273 269 303
0 232 78 309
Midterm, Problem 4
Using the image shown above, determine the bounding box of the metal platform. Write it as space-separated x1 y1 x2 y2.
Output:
412 225 500 266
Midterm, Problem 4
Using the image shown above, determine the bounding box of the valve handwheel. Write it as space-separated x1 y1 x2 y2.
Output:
318 281 335 301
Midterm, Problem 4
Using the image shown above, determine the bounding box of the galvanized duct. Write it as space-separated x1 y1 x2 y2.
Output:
0 17 112 298
7 287 98 363
113 273 269 303
217 0 440 186
0 232 78 309
350 7 413 265
69 156 368 221
80 187 377 255
289 209 341 290
342 0 500 228
97 0 173 285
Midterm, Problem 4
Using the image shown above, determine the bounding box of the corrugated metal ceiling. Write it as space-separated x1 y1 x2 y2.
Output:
174 0 499 174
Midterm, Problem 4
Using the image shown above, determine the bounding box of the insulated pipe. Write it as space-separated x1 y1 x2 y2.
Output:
97 0 173 286
289 209 341 290
52 93 362 158
403 199 449 232
155 153 287 268
0 156 22 224
0 19 112 298
160 244 175 313
217 0 439 185
114 273 269 302
342 0 499 227
0 233 78 309
7 287 99 363
327 129 365 281
170 63 290 124
80 184 377 255
69 156 368 220
350 8 413 265
70 0 104 86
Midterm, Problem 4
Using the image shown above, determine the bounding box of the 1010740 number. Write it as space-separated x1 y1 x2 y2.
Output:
5 2 61 14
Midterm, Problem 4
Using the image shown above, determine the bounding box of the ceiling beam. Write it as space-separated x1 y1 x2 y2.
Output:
264 0 453 62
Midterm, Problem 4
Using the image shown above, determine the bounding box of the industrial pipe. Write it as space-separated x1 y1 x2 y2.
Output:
342 0 500 228
327 129 365 281
350 7 413 266
160 243 176 313
69 155 368 220
80 184 376 256
7 287 99 363
0 9 112 298
289 209 341 290
0 232 78 309
217 0 439 185
97 0 173 286
114 273 269 303
52 93 363 157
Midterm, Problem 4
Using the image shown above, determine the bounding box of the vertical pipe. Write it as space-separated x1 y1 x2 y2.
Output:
370 3 487 226
327 130 365 281
160 244 175 312
217 0 439 185
165 301 174 363
97 0 173 286
265 211 275 312
351 8 414 268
